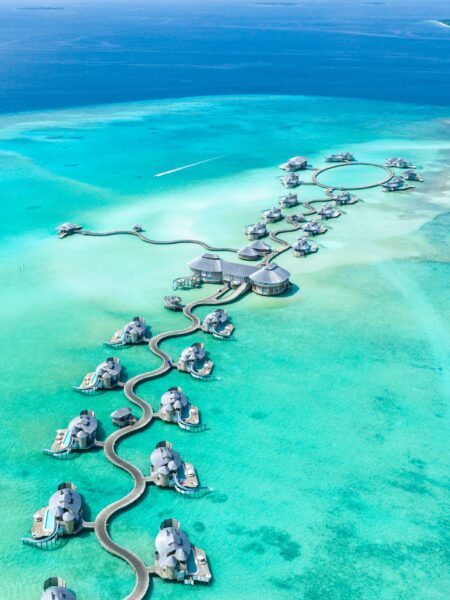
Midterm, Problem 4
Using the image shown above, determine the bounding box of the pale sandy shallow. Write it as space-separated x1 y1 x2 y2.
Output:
0 95 449 599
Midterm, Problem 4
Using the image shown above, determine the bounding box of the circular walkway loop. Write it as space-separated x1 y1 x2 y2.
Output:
311 161 394 191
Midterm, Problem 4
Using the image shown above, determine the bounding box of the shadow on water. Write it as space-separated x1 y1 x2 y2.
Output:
283 283 300 297
96 420 108 442
80 492 93 523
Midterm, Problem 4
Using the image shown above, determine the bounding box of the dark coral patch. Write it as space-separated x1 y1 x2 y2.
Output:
208 493 228 504
250 411 268 420
242 541 266 555
228 523 301 561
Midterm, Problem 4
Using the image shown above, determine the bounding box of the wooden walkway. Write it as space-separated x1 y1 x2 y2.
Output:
311 161 395 191
76 229 238 253
93 283 248 600
261 198 325 264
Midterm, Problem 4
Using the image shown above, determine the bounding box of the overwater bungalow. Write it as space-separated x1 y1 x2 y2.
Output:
292 237 319 257
159 387 201 430
385 157 415 169
317 203 341 219
150 441 200 495
279 155 308 171
249 239 272 254
261 207 283 223
111 406 137 428
56 223 82 238
132 223 144 232
74 357 122 393
332 190 357 205
303 219 327 235
286 213 307 224
154 518 211 584
281 173 301 188
245 222 268 240
42 578 76 600
279 193 299 208
24 483 83 546
106 316 148 347
43 410 98 458
237 245 261 261
177 343 213 379
201 308 234 338
249 263 291 296
403 169 423 182
325 152 356 163
383 176 408 192
164 295 184 311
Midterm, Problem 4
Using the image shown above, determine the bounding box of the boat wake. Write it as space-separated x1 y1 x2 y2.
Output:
154 156 222 177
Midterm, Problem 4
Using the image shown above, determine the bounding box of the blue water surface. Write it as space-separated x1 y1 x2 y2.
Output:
1 0 450 112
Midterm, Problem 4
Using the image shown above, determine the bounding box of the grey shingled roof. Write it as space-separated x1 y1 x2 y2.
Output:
190 253 258 278
249 240 272 252
111 407 131 419
250 263 290 285
188 253 222 273
42 584 76 600
68 412 97 435
151 445 182 472
237 246 261 258
49 486 82 516
221 259 258 278
155 522 192 568
288 156 307 164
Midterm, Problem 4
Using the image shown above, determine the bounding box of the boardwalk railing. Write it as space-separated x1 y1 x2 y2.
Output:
21 527 59 548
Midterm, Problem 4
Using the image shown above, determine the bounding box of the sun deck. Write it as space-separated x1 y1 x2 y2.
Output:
191 359 214 379
179 405 200 427
178 462 199 489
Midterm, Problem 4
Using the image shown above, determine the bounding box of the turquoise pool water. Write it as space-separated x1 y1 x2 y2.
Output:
44 509 55 533
0 95 449 599
62 429 72 449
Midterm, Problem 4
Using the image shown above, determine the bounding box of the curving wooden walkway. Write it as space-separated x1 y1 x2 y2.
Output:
75 229 237 253
262 197 328 264
93 283 248 600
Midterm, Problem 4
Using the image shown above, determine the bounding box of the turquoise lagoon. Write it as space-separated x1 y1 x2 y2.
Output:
0 95 449 599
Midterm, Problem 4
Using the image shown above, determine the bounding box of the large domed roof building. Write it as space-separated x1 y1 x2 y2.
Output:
188 254 290 296
249 263 291 296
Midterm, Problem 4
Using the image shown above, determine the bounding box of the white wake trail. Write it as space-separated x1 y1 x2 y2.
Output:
154 156 222 177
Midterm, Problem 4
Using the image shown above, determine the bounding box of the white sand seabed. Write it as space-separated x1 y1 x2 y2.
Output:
39 166 450 307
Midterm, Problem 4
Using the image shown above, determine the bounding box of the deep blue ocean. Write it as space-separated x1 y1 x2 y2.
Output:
1 0 450 112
